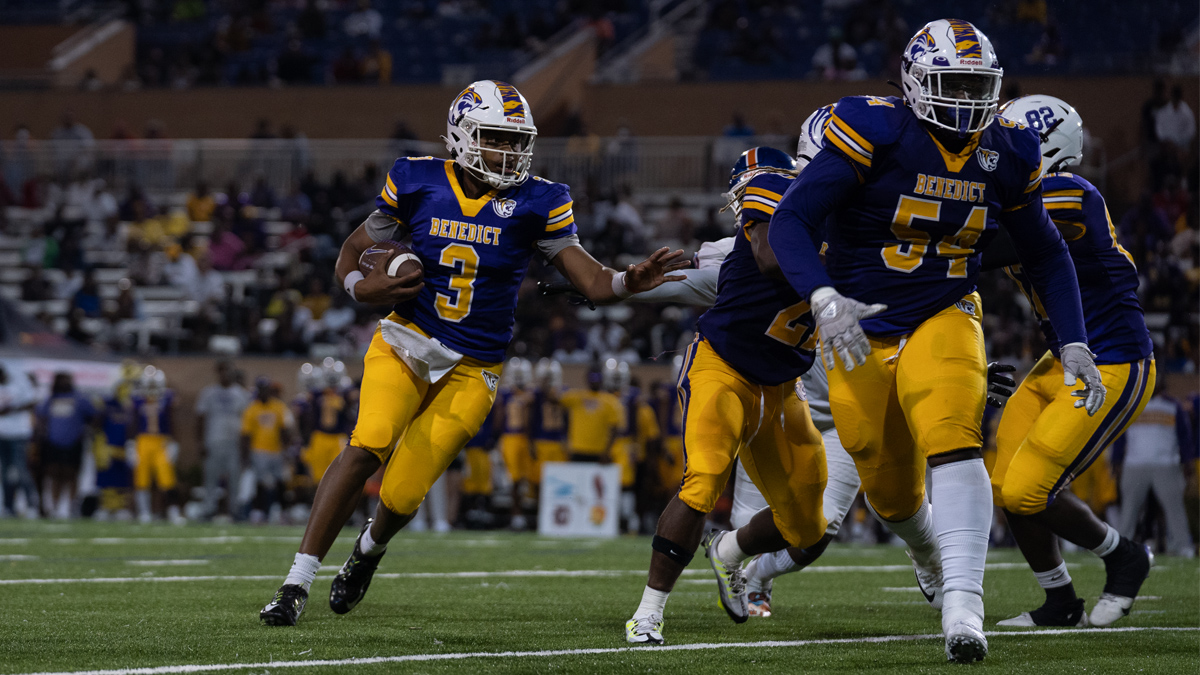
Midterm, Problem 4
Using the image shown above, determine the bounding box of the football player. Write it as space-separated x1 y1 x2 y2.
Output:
496 357 535 529
529 358 567 485
986 95 1156 629
130 367 185 525
763 20 1101 662
560 366 625 462
623 146 830 645
303 363 352 486
260 80 685 625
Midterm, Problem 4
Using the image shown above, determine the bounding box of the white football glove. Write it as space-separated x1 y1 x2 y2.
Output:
810 286 888 372
125 440 138 468
1061 342 1105 416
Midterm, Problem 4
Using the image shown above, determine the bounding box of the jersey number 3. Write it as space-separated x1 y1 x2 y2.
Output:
882 195 986 278
435 243 479 322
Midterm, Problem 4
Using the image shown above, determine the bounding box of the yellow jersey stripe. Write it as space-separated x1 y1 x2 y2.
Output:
1045 201 1083 210
545 214 575 232
831 115 874 154
549 201 573 218
1043 189 1084 198
827 133 871 167
1024 178 1042 194
745 186 783 201
379 186 398 208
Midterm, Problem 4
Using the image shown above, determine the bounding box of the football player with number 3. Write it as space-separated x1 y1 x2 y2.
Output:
767 20 1101 662
987 95 1156 629
260 80 687 626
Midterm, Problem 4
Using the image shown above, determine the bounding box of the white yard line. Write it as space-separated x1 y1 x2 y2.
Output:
126 560 211 567
10 627 1198 675
0 554 38 560
0 562 1053 586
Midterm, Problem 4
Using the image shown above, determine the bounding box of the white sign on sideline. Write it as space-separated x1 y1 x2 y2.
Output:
537 462 621 538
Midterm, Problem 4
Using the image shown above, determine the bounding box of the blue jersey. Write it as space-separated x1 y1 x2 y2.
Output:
132 391 172 436
312 389 350 435
1005 173 1152 364
497 387 531 435
814 95 1048 335
529 390 566 442
101 397 133 447
696 172 816 386
375 157 577 362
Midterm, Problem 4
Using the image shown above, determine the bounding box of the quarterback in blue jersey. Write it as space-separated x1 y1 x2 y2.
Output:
625 147 829 645
984 95 1156 630
261 80 687 626
767 20 1102 662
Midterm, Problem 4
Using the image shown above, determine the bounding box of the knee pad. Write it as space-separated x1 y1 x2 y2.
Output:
652 535 694 567
380 478 425 516
351 417 400 455
1000 479 1047 516
863 489 923 523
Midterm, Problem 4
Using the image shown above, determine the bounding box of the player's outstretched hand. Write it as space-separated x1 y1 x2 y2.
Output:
810 286 886 372
353 264 424 305
623 247 689 294
1061 342 1105 416
986 362 1017 408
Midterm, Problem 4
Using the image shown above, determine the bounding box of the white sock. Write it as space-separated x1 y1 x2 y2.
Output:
716 530 749 567
360 524 386 556
871 497 941 572
1034 562 1072 589
635 585 670 618
135 490 151 517
821 430 862 537
284 553 321 591
1091 523 1120 558
931 459 992 598
747 549 800 583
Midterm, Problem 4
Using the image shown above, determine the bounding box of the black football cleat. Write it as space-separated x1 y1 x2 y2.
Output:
260 584 308 626
329 519 385 615
997 597 1088 627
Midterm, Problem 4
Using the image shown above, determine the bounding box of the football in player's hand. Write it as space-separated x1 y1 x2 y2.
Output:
359 240 423 281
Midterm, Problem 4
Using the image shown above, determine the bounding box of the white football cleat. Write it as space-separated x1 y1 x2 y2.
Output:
908 550 944 610
943 590 987 663
625 614 664 644
1089 592 1135 628
997 609 1088 627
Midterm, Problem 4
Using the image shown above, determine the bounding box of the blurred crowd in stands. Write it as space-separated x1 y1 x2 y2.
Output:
0 80 1196 377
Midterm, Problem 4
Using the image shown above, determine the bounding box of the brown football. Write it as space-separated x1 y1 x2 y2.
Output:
358 240 423 280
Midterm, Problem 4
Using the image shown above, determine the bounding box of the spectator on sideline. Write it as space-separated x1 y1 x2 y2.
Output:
1113 376 1197 557
0 364 38 517
560 367 624 463
196 361 251 520
240 377 296 523
344 0 383 38
34 372 97 519
186 181 216 222
1155 84 1196 154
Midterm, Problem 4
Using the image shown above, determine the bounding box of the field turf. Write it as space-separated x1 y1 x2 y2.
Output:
0 520 1196 674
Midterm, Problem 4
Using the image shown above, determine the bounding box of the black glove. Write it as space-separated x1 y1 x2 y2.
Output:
537 281 595 310
986 362 1017 408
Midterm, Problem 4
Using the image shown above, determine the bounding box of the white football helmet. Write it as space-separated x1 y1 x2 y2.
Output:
900 19 1003 136
505 357 533 389
602 358 631 393
999 95 1083 178
796 104 834 171
140 365 166 391
443 80 537 190
534 357 563 390
297 362 318 392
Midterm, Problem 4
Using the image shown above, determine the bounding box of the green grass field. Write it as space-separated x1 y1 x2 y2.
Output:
0 520 1196 674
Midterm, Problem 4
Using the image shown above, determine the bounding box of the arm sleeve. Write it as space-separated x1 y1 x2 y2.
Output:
768 149 860 299
980 225 1020 271
628 267 719 306
998 201 1088 346
363 210 410 244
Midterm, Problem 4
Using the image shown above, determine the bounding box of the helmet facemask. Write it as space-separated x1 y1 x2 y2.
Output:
721 167 795 218
449 118 536 191
908 64 1002 137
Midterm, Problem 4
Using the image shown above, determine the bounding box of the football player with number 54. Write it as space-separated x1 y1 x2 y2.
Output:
260 80 687 626
765 19 1101 663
